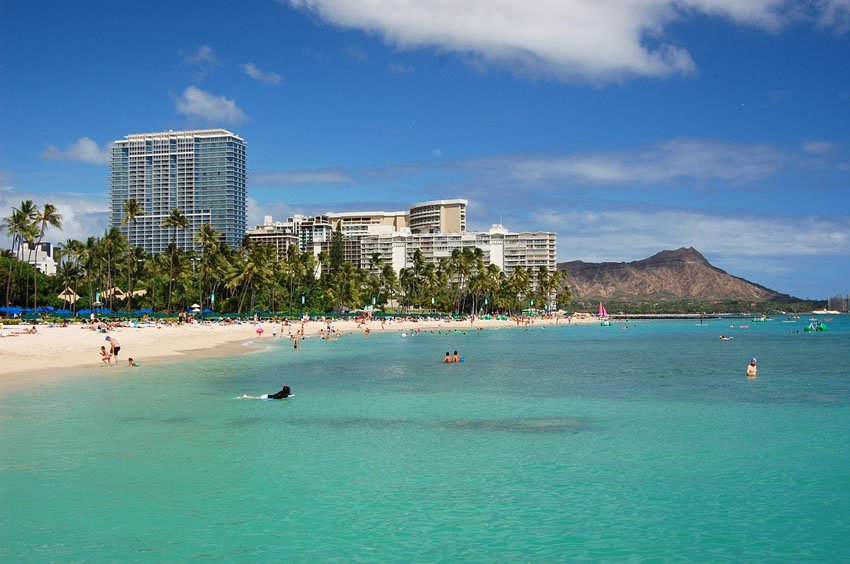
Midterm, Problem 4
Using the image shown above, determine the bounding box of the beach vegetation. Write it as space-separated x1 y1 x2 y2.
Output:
6 204 823 319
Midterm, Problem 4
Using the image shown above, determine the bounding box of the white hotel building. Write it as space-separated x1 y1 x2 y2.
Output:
247 199 557 279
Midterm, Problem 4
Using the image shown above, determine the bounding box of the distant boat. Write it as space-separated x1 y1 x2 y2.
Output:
598 302 610 326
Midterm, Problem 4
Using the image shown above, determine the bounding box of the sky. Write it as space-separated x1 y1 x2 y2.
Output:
1 0 849 299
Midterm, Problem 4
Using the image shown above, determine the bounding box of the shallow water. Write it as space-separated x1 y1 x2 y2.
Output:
2 317 849 561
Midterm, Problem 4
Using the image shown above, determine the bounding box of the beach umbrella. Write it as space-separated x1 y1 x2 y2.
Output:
202 308 213 314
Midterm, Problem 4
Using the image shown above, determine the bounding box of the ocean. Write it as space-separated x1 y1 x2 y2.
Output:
2 317 849 561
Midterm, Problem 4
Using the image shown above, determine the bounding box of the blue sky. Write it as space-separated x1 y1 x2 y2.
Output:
1 0 849 299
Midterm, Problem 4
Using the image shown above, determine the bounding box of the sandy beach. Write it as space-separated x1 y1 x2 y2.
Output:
0 315 591 394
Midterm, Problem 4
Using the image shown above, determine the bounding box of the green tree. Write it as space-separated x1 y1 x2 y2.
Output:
162 208 189 248
329 224 344 274
32 203 63 312
2 202 37 306
121 199 144 310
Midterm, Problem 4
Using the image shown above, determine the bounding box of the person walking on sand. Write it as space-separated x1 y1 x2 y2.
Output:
746 358 758 379
105 335 120 366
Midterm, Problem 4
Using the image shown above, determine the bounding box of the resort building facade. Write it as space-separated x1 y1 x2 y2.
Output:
358 224 557 277
15 241 59 275
247 198 556 279
110 129 247 254
408 199 467 234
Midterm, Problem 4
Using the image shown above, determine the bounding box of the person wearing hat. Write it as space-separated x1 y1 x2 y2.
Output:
105 335 121 366
746 358 758 379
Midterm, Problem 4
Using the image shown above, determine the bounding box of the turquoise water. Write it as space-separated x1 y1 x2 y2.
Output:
2 317 849 561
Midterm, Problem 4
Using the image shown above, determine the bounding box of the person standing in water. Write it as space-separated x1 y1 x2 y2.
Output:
442 352 452 363
746 358 758 379
106 335 120 365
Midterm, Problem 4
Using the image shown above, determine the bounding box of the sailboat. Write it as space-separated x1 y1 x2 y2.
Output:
599 302 610 326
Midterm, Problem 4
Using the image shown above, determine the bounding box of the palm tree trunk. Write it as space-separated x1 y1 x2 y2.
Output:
5 235 17 306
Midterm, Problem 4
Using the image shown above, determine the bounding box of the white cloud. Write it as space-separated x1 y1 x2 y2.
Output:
247 197 298 228
241 62 284 84
182 45 218 80
431 148 443 157
471 138 786 186
184 44 218 66
252 168 352 185
284 0 848 82
175 86 246 124
814 0 850 33
803 140 840 155
528 207 850 264
41 137 111 166
0 189 109 247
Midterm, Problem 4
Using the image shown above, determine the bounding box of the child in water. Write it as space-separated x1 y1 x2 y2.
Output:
100 346 112 366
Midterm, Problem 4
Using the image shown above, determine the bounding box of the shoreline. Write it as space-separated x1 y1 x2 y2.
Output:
0 315 592 395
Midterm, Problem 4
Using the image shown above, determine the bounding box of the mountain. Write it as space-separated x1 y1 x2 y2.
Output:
558 247 793 302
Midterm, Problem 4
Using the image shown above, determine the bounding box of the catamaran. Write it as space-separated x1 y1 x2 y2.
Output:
599 302 610 326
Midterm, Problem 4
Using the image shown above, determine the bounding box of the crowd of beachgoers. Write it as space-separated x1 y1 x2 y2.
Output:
0 312 590 393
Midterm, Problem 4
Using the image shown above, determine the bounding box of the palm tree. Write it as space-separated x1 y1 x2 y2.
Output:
60 238 84 314
507 266 531 314
2 201 38 306
32 203 63 312
380 263 398 310
162 208 189 249
79 236 99 309
2 208 28 306
19 220 39 308
195 223 221 309
121 199 144 310
225 243 274 313
99 227 126 311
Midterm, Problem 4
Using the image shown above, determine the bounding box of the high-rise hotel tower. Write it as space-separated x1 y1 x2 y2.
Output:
110 129 246 254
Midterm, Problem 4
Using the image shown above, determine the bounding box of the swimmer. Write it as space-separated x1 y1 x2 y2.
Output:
718 335 734 340
746 358 758 378
127 357 140 367
453 351 460 363
262 383 291 400
442 352 452 363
